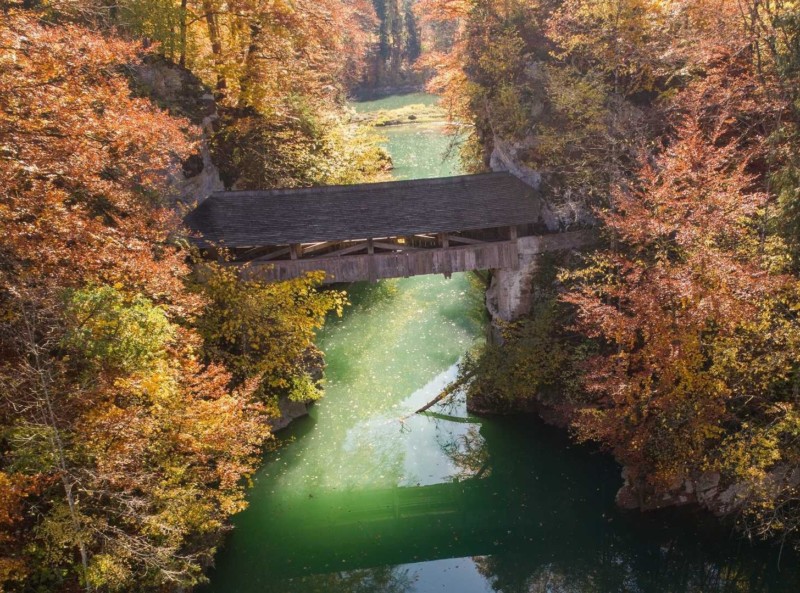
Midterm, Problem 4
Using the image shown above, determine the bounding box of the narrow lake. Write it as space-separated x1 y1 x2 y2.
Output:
203 94 799 593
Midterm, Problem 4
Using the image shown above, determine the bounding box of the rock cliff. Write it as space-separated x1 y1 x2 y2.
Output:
130 55 224 209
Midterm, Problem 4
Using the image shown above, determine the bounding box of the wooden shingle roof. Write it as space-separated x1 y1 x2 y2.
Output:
184 172 542 247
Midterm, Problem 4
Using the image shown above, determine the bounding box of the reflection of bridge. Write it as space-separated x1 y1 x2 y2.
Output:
185 173 594 283
217 477 599 579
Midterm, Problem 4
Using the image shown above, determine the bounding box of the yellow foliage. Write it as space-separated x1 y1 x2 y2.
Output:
192 261 346 404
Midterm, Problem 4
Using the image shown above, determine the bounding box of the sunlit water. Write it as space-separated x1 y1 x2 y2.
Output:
203 95 799 592
350 92 441 113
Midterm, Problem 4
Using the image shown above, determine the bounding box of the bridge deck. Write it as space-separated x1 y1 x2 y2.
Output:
184 173 585 283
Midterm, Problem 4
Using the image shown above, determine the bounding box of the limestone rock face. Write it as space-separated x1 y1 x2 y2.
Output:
169 135 224 210
268 397 313 432
490 137 544 194
130 56 224 209
612 465 800 518
485 60 594 325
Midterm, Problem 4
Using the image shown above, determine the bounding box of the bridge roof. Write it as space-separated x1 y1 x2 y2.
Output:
184 172 542 247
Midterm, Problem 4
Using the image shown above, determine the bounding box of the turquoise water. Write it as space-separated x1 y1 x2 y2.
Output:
350 92 441 113
202 100 800 593
383 123 461 180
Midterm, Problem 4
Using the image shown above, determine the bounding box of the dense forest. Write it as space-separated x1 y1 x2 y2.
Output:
0 1 381 590
422 0 800 548
3 0 800 591
362 0 423 89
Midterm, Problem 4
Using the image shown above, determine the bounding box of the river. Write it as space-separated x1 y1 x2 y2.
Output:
202 94 799 593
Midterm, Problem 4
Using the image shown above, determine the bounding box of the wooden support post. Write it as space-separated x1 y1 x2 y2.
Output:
439 233 452 279
509 225 518 241
290 243 300 260
367 238 376 283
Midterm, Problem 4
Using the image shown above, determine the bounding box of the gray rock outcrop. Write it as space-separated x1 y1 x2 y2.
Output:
130 55 224 210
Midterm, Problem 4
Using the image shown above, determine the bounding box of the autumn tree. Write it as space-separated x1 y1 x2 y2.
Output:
191 263 346 411
564 119 797 488
40 0 386 191
418 0 652 209
428 0 800 544
561 0 800 537
0 11 343 590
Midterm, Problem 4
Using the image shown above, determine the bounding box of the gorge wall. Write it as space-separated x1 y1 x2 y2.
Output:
482 136 757 520
131 56 224 209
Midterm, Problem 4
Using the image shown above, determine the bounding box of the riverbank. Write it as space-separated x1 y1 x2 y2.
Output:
349 92 448 127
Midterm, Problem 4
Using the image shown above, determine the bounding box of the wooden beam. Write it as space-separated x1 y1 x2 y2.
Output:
236 245 273 260
509 225 518 240
241 240 520 283
299 241 335 255
439 233 452 278
235 230 598 284
372 241 422 252
251 247 291 262
315 241 369 258
290 244 301 260
447 235 486 245
367 239 376 283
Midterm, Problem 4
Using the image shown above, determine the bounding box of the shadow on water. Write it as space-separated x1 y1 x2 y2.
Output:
333 279 401 319
204 409 799 593
439 272 488 336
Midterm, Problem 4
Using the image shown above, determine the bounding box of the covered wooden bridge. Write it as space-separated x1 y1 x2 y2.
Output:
184 172 586 284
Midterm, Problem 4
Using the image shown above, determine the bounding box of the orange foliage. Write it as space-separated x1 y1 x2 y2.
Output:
0 11 272 588
0 10 197 305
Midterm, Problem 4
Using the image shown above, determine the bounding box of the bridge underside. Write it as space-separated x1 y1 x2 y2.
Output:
235 227 522 283
231 228 594 284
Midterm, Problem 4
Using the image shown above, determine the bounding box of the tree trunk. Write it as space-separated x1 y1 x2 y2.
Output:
201 0 227 98
238 18 264 109
24 316 91 591
179 0 188 67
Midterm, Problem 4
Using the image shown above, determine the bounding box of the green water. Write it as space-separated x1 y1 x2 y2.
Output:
382 123 461 180
203 100 800 593
351 92 441 113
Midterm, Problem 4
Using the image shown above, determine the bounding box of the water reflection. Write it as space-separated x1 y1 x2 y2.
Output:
438 424 490 481
204 393 798 593
277 566 416 593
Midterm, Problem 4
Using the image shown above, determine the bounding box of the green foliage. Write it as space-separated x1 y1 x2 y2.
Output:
534 65 612 196
117 0 186 61
213 108 390 189
64 285 174 374
548 0 671 94
191 262 346 401
463 254 593 412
